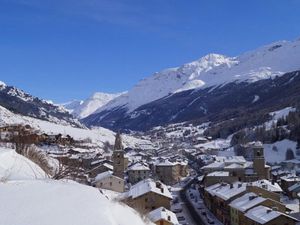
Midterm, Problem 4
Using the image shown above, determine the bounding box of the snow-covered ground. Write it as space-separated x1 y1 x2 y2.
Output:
0 180 152 225
264 107 296 129
0 147 47 181
195 136 232 150
263 139 298 164
216 139 298 164
0 105 153 149
0 147 152 225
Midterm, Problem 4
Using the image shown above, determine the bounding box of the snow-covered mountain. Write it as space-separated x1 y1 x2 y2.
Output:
83 38 300 131
95 39 300 114
62 92 124 119
0 81 81 127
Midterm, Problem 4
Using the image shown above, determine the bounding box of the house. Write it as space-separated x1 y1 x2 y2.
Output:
204 171 238 187
154 160 179 185
88 162 113 179
244 205 298 225
246 180 283 202
153 159 188 185
288 183 300 198
121 179 172 214
148 207 179 225
202 142 270 185
280 175 300 193
229 192 286 225
127 162 151 185
93 171 124 193
204 182 247 225
282 159 300 171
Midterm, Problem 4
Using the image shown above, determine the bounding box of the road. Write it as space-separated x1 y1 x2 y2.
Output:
171 177 206 225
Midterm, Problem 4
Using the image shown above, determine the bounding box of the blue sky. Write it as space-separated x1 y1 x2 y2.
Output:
0 0 299 102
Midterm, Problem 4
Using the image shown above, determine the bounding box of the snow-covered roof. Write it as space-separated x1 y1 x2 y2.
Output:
94 171 113 182
281 175 300 182
214 156 246 164
205 182 246 201
155 160 176 166
224 163 244 169
283 159 300 164
124 179 172 200
207 171 229 177
288 182 300 192
103 163 113 170
245 205 298 224
202 161 225 169
250 180 282 193
148 207 179 225
128 162 150 171
229 192 265 212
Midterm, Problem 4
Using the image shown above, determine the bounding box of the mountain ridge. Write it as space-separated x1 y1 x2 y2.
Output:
83 38 300 131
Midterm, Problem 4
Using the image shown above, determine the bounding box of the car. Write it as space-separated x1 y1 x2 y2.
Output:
172 208 183 213
177 216 185 221
207 218 215 224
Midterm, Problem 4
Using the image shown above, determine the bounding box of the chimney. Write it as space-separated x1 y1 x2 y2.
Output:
156 181 162 189
267 209 272 214
249 195 256 201
272 180 275 185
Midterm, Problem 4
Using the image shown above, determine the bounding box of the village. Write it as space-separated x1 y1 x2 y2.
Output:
1 123 300 225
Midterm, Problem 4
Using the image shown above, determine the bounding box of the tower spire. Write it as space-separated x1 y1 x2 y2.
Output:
114 132 123 151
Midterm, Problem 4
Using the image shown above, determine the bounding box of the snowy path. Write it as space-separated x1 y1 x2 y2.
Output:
171 177 198 225
186 185 223 225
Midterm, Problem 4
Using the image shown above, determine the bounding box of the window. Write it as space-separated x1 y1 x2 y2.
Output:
145 198 148 202
110 182 112 186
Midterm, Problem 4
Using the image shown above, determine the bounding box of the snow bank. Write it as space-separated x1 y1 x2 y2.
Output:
0 147 47 181
0 179 152 225
0 146 152 225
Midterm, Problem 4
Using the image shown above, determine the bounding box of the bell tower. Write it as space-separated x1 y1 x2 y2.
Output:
112 132 125 179
253 142 269 179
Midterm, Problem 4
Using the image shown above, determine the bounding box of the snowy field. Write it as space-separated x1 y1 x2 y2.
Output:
263 139 298 164
0 105 153 149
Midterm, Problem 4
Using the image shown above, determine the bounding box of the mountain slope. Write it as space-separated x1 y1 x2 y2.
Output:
0 82 81 127
84 70 300 131
83 38 300 131
92 39 300 116
62 92 124 119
